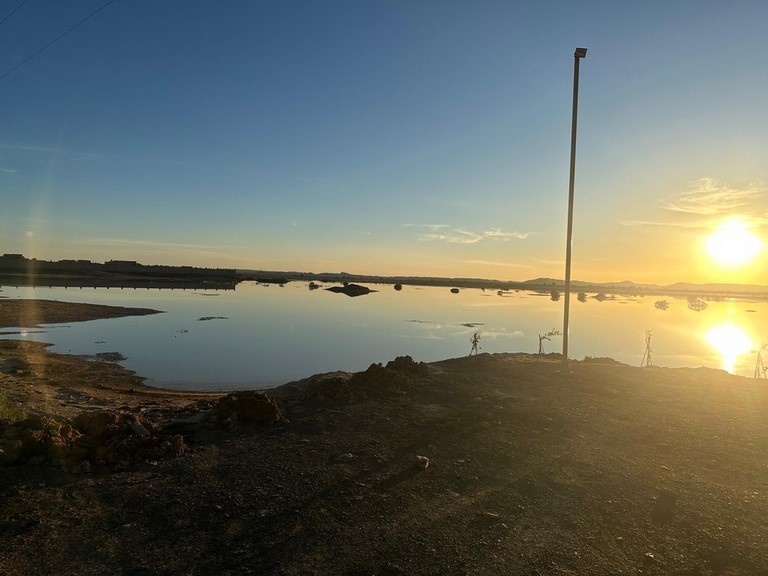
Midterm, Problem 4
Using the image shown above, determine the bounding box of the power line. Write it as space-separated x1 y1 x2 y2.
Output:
0 1 27 27
0 0 117 84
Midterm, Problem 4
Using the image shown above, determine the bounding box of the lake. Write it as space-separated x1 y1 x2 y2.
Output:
1 282 765 390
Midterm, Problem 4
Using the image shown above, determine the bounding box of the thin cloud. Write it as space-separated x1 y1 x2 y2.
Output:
402 223 451 230
661 177 765 216
483 228 531 240
81 237 241 252
622 178 767 229
620 219 708 229
408 224 531 245
460 259 534 269
0 167 18 173
1 143 59 153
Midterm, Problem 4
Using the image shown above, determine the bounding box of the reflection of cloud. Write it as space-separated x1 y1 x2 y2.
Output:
406 224 531 245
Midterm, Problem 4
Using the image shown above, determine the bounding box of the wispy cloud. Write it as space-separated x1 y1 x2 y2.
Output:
483 228 531 240
81 237 241 252
405 224 531 245
1 143 59 153
0 167 18 173
460 259 534 269
621 178 767 229
620 219 708 229
402 223 451 231
2 143 111 163
661 178 764 216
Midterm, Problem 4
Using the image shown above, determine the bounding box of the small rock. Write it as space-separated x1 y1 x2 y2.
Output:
643 552 655 565
336 452 355 461
129 422 150 437
413 455 429 470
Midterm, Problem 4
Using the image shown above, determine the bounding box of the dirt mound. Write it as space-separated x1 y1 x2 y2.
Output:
207 391 286 427
301 356 430 401
0 411 188 467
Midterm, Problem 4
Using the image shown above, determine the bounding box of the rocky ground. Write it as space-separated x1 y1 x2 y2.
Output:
1 302 768 575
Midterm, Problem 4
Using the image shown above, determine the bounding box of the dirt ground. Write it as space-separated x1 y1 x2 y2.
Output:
1 301 768 575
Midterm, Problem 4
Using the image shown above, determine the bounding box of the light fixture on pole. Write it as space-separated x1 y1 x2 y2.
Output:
562 47 587 372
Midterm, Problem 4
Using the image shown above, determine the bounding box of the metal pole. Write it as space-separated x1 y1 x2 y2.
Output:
562 48 587 372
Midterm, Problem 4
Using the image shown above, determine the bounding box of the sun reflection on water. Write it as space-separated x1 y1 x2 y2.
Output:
704 323 752 374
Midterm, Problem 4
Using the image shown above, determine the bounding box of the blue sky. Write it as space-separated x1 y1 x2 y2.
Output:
1 1 767 284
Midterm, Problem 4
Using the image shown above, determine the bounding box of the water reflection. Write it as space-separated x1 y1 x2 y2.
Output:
704 324 752 374
1 284 766 388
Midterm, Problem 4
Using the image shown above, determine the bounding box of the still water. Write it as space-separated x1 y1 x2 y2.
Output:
1 282 765 390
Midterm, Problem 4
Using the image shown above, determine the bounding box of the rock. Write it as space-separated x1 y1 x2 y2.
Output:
643 552 655 565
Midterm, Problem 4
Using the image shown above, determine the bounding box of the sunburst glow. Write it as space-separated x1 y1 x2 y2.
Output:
705 323 752 374
705 219 763 267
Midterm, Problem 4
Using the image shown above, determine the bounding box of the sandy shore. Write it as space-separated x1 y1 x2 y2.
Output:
1 300 768 575
0 299 161 329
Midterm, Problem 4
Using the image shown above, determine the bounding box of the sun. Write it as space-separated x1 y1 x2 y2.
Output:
705 219 763 267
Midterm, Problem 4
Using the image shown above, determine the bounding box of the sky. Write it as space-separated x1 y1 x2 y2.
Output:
1 0 767 285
